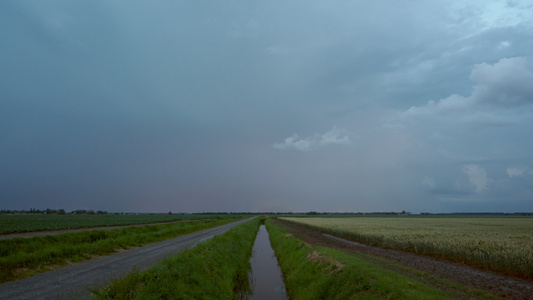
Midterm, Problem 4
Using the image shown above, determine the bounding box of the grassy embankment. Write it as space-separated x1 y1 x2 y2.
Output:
0 214 219 234
91 217 261 299
281 216 533 280
0 217 244 283
266 218 472 300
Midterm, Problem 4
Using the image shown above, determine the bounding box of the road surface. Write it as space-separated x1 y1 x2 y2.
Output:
0 218 252 300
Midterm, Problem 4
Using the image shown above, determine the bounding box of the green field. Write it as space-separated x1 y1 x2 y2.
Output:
0 214 211 234
281 216 533 279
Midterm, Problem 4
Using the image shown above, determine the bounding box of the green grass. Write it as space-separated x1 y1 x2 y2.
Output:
0 214 219 234
281 216 533 280
91 217 261 299
0 217 244 283
266 219 460 299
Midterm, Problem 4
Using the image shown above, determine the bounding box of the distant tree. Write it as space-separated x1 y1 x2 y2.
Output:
168 211 172 215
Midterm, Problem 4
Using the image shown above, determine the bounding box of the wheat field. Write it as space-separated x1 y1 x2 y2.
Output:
281 216 533 279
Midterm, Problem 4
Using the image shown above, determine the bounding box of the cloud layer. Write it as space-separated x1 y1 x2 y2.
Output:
404 57 533 117
1 0 532 213
273 127 353 151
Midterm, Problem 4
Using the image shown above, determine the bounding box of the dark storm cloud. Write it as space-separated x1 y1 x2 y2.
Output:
1 0 532 213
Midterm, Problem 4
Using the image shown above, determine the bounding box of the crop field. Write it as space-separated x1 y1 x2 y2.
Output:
281 216 533 280
0 214 225 234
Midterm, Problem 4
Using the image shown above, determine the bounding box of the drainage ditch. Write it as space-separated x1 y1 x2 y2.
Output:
248 224 287 300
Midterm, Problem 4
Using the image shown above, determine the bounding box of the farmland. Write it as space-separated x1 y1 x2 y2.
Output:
0 214 213 234
281 216 533 280
2 215 532 299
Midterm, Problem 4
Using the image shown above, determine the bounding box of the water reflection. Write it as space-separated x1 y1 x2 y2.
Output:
248 225 288 300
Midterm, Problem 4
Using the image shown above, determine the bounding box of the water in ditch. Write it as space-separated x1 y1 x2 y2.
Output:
248 224 288 300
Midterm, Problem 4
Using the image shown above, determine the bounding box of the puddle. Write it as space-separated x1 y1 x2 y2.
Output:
248 225 288 300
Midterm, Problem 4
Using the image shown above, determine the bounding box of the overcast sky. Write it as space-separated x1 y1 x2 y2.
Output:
2 1 533 213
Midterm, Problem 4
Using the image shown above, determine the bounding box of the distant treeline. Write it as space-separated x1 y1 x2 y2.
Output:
0 208 109 215
420 212 533 216
1 209 531 216
243 211 532 216
143 211 533 216
305 211 533 216
304 211 412 216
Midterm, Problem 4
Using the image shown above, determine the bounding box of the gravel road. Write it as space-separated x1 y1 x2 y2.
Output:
0 218 252 300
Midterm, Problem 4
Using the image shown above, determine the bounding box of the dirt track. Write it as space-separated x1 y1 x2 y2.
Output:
275 219 533 300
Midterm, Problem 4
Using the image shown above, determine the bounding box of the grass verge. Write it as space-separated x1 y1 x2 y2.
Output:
91 217 260 299
266 219 458 299
0 217 243 283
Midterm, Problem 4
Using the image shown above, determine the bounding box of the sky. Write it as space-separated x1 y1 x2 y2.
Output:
1 0 533 213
